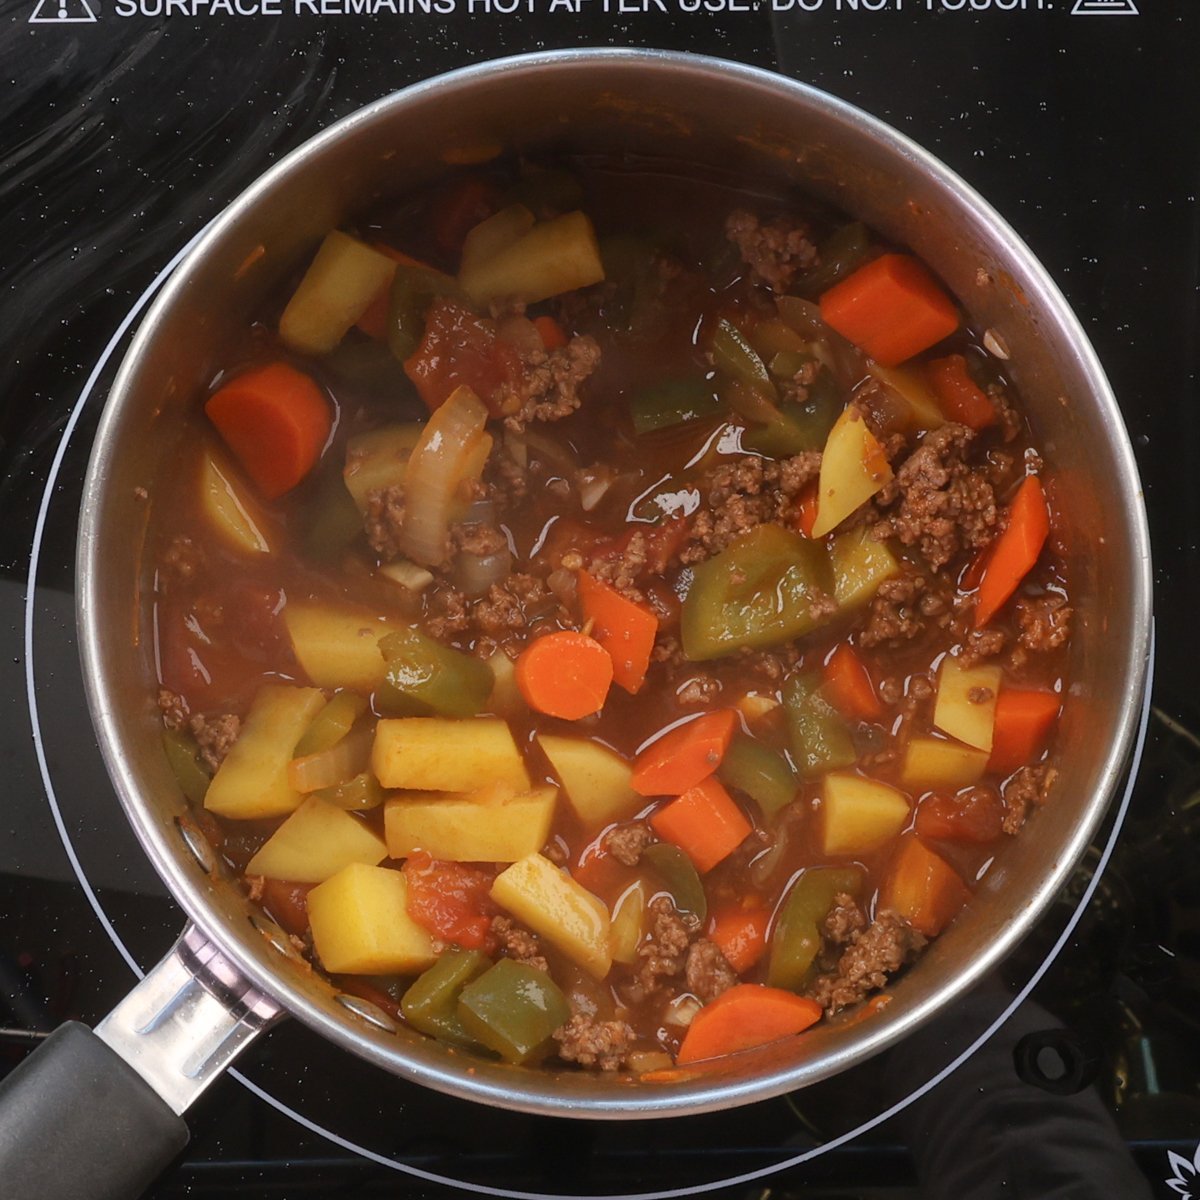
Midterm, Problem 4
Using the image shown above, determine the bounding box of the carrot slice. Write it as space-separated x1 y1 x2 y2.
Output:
794 481 820 538
925 354 997 430
988 689 1061 775
533 315 569 351
822 644 882 720
649 776 752 874
676 984 822 1065
818 253 959 367
631 709 737 797
515 631 613 720
204 362 331 500
577 571 658 694
879 836 970 937
974 476 1051 627
708 904 770 975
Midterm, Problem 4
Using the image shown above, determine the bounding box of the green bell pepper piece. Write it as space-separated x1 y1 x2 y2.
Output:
387 264 457 362
376 629 494 719
294 691 369 758
316 770 385 811
630 379 724 435
642 843 707 924
767 866 864 991
719 737 797 821
743 365 841 457
783 672 857 778
324 339 413 395
302 468 365 564
162 730 211 805
402 948 491 1047
456 959 571 1064
793 223 872 298
680 524 836 662
711 319 775 396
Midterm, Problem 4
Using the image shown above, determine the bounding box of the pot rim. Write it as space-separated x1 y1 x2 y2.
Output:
77 47 1153 1119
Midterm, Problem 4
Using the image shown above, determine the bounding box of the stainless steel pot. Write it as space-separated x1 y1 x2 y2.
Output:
0 48 1151 1200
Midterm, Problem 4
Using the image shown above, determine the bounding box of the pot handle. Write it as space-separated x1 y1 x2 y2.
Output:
0 925 281 1200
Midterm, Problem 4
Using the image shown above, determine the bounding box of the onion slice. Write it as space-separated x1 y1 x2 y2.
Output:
399 385 489 566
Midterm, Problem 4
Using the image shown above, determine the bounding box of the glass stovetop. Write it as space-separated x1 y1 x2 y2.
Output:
2 3 1198 1195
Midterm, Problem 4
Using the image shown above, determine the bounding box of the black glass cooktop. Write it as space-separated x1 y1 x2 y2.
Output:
3 3 1198 1196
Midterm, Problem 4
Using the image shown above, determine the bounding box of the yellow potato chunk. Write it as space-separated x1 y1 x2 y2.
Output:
459 211 605 306
866 362 946 431
307 863 436 976
198 449 275 556
460 203 536 277
245 796 387 883
830 525 900 611
609 880 648 965
204 685 326 820
901 737 990 791
811 406 894 538
536 734 640 831
491 853 612 979
283 602 402 693
384 786 557 863
342 424 423 514
372 718 531 793
820 772 910 855
279 231 396 356
933 657 1002 752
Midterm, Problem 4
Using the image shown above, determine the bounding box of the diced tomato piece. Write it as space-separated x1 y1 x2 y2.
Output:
914 789 1005 844
402 852 498 951
259 879 313 937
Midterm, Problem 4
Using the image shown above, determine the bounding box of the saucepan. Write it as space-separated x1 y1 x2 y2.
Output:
0 48 1151 1200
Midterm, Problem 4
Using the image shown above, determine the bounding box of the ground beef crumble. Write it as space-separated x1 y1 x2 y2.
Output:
634 897 699 998
807 911 926 1015
158 535 205 591
822 893 868 946
497 335 601 432
1002 764 1058 835
684 939 738 1003
158 687 189 731
604 821 654 867
725 209 818 294
491 915 548 972
190 712 241 773
364 484 408 560
859 574 930 648
553 1014 635 1071
1015 593 1072 653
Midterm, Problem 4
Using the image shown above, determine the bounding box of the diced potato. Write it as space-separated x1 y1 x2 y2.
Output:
900 737 989 791
384 786 557 863
283 602 402 692
205 685 326 820
820 772 910 855
245 795 387 882
307 863 436 975
734 693 781 727
459 211 605 306
536 734 640 831
831 525 900 610
198 449 275 556
867 363 946 431
342 424 423 514
279 231 396 356
811 406 894 538
933 657 1002 752
460 203 536 276
609 879 648 965
491 854 612 979
372 717 531 793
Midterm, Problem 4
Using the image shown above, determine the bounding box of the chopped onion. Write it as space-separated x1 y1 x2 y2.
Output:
378 558 434 593
663 995 702 1028
504 429 529 469
456 546 513 597
546 566 577 605
577 464 615 512
627 1050 674 1075
495 314 544 357
399 386 489 566
287 727 371 793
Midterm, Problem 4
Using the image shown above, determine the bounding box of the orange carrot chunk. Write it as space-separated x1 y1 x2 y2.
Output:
988 688 1061 775
819 253 960 368
974 476 1051 628
709 904 770 975
676 984 822 1065
925 354 997 430
879 836 970 938
577 571 659 694
649 776 752 875
631 709 737 797
822 644 882 720
204 362 331 500
533 315 569 351
515 631 613 720
794 481 820 538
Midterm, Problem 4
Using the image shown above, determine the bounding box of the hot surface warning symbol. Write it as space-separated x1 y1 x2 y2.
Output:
1070 0 1139 13
29 0 97 20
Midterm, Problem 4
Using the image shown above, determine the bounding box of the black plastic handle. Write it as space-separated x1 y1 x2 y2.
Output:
0 1022 189 1200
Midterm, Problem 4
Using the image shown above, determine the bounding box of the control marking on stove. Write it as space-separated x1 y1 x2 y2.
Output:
29 0 97 20
1165 1143 1200 1199
1070 0 1138 14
